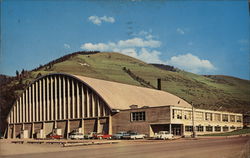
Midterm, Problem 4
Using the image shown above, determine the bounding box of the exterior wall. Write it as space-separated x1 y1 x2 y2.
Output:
112 106 171 136
6 74 111 139
171 106 243 136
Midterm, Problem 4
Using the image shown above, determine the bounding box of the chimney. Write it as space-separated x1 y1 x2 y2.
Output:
157 78 161 90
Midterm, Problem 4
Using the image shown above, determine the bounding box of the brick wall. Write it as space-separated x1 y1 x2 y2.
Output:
112 106 170 135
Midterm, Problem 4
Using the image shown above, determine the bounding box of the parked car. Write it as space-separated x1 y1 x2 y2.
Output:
48 134 63 139
84 132 97 139
123 132 146 139
112 131 129 139
69 133 85 139
95 134 112 139
154 131 173 140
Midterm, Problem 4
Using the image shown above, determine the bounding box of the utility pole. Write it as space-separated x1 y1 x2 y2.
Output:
192 102 196 138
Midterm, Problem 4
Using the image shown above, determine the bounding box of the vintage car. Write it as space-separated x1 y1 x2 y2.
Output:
154 131 173 140
48 134 63 139
112 131 129 139
69 132 85 139
84 132 97 139
95 134 112 139
123 132 146 140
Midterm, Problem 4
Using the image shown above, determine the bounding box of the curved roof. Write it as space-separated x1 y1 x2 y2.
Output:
73 74 192 110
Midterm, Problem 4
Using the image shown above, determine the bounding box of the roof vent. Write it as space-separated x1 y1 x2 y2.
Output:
130 105 138 109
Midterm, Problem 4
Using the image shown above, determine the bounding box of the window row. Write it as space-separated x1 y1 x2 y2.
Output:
185 125 241 132
172 109 242 122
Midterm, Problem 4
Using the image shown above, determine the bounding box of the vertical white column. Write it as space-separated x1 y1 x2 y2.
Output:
76 82 80 118
50 76 54 120
97 98 100 117
63 77 66 119
28 87 32 122
39 80 42 121
54 76 58 120
103 103 106 116
32 84 35 122
25 89 28 122
14 104 17 123
81 86 85 118
47 77 50 120
67 78 71 119
22 93 25 122
58 76 62 120
20 97 22 123
43 78 46 121
35 82 39 121
72 80 75 119
87 90 90 118
10 109 13 123
17 101 19 123
92 95 95 117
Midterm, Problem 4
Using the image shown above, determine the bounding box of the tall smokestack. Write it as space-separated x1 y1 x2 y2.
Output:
157 78 161 90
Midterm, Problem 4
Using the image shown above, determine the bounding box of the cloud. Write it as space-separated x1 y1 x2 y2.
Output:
64 44 70 49
166 53 216 73
88 16 115 25
80 31 216 74
81 37 161 50
176 28 185 35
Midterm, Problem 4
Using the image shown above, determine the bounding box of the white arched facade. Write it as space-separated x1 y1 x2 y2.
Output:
6 73 112 138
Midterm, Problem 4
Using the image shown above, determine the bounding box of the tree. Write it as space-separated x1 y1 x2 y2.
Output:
16 70 19 78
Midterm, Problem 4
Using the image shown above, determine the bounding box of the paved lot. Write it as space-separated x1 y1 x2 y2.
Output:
0 136 249 158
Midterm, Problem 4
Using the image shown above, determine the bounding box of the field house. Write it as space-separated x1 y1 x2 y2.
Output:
5 73 243 138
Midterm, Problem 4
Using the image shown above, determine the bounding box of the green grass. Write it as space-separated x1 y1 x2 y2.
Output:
201 128 250 136
7 52 250 113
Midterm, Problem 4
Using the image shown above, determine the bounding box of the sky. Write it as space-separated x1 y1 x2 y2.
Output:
1 0 249 80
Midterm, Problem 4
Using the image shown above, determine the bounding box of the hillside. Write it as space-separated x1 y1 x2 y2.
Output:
1 51 250 132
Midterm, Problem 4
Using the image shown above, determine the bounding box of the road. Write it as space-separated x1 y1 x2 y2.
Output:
1 136 249 158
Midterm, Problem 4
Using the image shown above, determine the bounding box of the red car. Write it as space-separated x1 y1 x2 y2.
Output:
48 134 63 139
95 134 112 139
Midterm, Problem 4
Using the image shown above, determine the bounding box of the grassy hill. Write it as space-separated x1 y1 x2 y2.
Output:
1 51 250 132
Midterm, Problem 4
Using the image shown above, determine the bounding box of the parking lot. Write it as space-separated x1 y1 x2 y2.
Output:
0 136 249 158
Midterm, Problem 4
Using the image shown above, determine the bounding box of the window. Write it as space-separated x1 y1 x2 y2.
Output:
185 126 193 132
215 126 221 132
205 113 213 121
196 125 204 132
230 126 236 130
173 109 182 119
131 112 145 121
183 111 192 120
223 126 229 132
214 114 221 121
206 126 213 132
236 116 242 122
195 112 204 121
222 114 228 122
230 115 235 122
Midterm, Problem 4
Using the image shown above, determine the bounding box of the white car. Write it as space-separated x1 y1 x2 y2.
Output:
69 133 85 139
123 132 146 139
154 131 173 140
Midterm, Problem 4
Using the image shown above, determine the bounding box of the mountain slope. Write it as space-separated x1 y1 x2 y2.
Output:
1 51 249 133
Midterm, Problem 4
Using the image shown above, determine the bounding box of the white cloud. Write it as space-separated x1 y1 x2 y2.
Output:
166 53 216 73
81 37 161 51
88 16 115 25
64 44 70 49
176 28 185 35
80 31 216 74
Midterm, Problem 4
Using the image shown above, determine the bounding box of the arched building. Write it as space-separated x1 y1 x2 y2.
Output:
6 73 243 139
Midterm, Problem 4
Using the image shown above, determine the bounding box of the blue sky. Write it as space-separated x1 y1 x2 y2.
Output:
1 0 249 80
